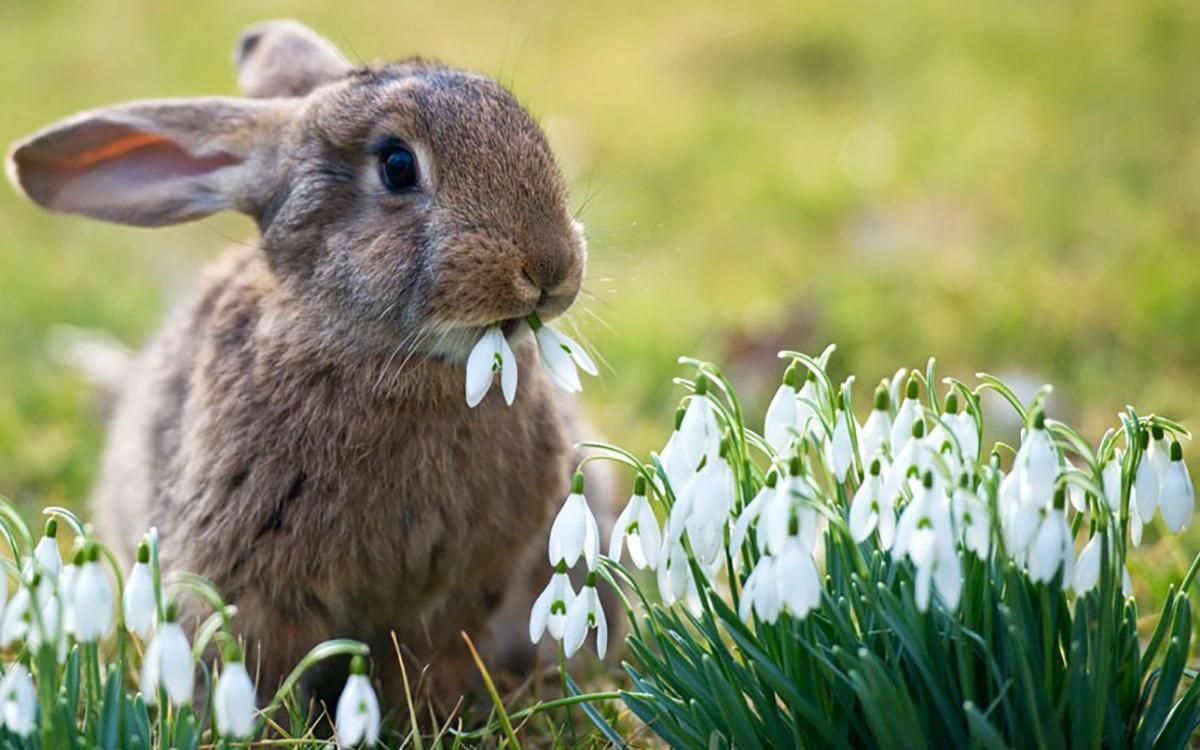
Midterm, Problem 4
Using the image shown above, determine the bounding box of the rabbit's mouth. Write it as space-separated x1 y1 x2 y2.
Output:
498 318 524 337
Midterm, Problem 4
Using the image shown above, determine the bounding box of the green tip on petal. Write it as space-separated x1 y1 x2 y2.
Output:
765 469 779 488
1152 424 1165 441
30 572 41 588
43 518 57 539
719 436 731 458
1031 410 1046 430
584 571 598 587
633 474 647 495
873 385 889 411
1053 485 1066 510
869 458 882 477
553 559 570 574
572 472 585 494
350 655 368 676
789 456 802 477
922 470 933 489
525 311 543 330
944 392 959 415
905 376 919 400
912 420 926 439
164 601 178 623
136 542 150 564
673 406 686 431
783 362 799 389
1139 430 1150 450
1171 440 1183 461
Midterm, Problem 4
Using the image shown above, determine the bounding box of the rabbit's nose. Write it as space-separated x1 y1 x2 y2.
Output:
521 251 572 296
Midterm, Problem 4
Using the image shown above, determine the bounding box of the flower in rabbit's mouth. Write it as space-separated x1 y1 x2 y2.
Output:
463 312 596 407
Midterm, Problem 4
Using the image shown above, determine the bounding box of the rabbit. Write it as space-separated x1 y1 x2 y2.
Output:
6 19 618 709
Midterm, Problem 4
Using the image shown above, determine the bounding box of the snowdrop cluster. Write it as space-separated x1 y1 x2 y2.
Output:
535 348 1196 662
465 312 597 407
0 509 381 745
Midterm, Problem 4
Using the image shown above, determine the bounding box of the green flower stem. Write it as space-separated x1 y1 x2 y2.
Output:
260 639 371 722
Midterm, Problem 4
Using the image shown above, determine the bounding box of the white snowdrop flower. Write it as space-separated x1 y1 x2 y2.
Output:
656 541 700 613
684 442 736 566
889 378 921 451
1073 532 1104 593
0 663 36 737
829 407 855 483
529 565 576 644
609 476 662 570
849 459 895 548
547 473 600 570
1028 493 1073 584
742 555 782 624
1160 441 1195 533
794 371 821 441
882 419 929 507
951 478 990 558
1131 506 1145 547
31 519 62 579
60 556 79 636
464 326 517 408
763 363 800 455
29 592 67 664
776 536 823 620
530 314 597 395
894 472 961 611
335 656 381 747
1101 453 1123 512
944 394 979 464
858 386 892 467
676 375 722 470
141 604 192 707
659 407 698 494
1133 431 1160 523
563 575 607 660
1148 425 1172 480
762 459 818 555
123 542 157 639
1015 411 1059 507
0 587 30 647
1064 461 1087 514
730 471 776 557
214 656 256 739
72 546 114 642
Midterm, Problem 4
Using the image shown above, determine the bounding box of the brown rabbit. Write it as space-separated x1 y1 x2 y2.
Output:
7 19 614 708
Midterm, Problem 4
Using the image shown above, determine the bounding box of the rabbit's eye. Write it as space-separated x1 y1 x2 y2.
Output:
378 145 419 193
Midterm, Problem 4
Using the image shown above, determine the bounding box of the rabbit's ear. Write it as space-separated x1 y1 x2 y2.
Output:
235 19 352 98
6 97 293 227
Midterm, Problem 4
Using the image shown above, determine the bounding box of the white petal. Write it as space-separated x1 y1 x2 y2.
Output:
859 409 891 466
336 674 380 746
763 384 798 455
215 662 257 738
1073 534 1102 593
831 411 854 482
498 333 518 405
536 327 583 393
1160 460 1194 533
529 579 553 643
608 501 635 565
562 588 592 658
635 498 662 569
159 624 194 706
465 328 501 407
33 537 61 578
934 551 963 610
546 326 599 376
849 478 879 542
548 494 587 568
123 562 157 638
890 399 918 451
594 595 608 660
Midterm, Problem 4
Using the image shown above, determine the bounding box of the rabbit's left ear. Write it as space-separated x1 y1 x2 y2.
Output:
6 97 294 227
235 19 352 98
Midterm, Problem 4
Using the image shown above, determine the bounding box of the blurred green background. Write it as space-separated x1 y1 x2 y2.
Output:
1 1 1198 594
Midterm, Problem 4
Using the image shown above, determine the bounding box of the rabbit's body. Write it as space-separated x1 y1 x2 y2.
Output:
94 245 573 697
8 20 612 706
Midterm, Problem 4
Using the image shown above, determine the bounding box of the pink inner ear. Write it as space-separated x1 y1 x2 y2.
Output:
14 121 241 227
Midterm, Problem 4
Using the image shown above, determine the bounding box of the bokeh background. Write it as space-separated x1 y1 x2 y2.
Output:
1 0 1198 599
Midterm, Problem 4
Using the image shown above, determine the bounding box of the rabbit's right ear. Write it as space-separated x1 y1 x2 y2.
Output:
6 97 294 227
235 19 352 98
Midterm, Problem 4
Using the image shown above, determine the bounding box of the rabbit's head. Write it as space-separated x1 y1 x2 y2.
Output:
7 20 585 358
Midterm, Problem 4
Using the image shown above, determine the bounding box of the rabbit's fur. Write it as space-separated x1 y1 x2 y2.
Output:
8 20 614 707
